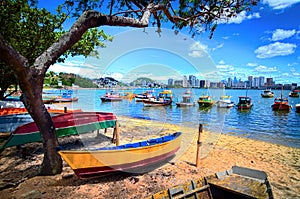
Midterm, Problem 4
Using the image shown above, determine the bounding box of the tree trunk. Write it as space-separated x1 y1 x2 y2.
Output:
21 72 62 175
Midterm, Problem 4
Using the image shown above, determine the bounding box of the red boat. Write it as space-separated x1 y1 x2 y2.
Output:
236 96 253 110
271 97 291 111
0 112 117 151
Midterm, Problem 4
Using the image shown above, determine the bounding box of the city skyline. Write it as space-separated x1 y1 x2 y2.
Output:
166 74 298 89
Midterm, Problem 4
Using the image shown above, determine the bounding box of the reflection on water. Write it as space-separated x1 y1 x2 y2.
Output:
68 88 300 148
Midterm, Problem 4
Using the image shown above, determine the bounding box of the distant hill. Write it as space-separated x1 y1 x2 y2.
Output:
131 77 155 86
44 72 98 88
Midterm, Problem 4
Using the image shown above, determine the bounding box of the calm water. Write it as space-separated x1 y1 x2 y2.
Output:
67 88 300 148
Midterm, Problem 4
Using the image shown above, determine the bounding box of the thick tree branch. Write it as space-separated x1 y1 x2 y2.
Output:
0 34 29 71
33 3 159 72
0 34 32 90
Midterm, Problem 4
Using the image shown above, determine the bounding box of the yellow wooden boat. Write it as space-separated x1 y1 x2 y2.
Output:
58 132 182 178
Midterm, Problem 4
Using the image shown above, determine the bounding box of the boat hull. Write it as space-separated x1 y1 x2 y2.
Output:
0 112 117 150
236 104 253 109
143 100 172 106
198 102 214 107
271 103 291 111
176 102 195 107
261 94 274 98
296 104 300 113
146 166 273 199
100 97 123 102
58 132 182 178
53 97 79 103
217 100 234 108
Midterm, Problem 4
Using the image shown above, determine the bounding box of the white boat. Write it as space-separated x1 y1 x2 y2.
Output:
176 89 195 107
100 91 123 102
261 89 274 98
216 96 234 108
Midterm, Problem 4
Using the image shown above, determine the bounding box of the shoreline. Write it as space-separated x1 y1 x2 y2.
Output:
0 116 299 198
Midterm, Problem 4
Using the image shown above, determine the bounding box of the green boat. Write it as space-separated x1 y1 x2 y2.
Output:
0 112 117 152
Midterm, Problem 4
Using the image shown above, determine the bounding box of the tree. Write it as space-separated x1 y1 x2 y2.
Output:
0 1 112 99
0 0 259 175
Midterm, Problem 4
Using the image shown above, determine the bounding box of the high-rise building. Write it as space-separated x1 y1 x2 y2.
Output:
189 75 197 87
248 76 253 88
253 77 259 88
199 80 206 88
183 75 188 87
227 77 233 87
259 76 265 87
266 78 274 87
168 78 173 86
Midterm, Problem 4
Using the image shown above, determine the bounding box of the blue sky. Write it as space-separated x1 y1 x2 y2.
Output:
42 0 300 85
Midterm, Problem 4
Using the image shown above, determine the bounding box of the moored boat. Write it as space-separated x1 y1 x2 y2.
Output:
100 90 123 102
52 93 79 103
296 104 300 113
176 89 195 107
289 90 299 97
0 112 117 151
197 95 215 107
143 90 173 107
236 96 253 110
216 96 234 108
271 97 291 111
135 90 156 102
261 89 274 98
58 132 182 178
146 166 273 199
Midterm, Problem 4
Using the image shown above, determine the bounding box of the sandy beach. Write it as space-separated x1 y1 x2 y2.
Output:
0 116 299 198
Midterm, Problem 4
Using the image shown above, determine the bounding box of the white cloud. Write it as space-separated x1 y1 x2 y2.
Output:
263 0 300 10
247 62 259 67
254 65 278 72
212 43 224 51
216 63 235 72
188 41 208 57
218 60 226 65
254 42 297 58
271 29 296 41
218 11 260 24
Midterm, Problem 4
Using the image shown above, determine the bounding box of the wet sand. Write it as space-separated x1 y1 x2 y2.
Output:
0 116 299 198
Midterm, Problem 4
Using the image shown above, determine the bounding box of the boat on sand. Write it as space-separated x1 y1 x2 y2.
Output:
147 166 273 199
58 132 182 178
0 112 117 151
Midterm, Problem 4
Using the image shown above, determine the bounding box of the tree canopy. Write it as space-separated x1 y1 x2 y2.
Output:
0 0 112 99
0 0 259 175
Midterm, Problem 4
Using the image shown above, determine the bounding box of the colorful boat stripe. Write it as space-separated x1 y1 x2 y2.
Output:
0 112 117 150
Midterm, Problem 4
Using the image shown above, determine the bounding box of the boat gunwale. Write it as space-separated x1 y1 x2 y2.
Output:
58 132 182 153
